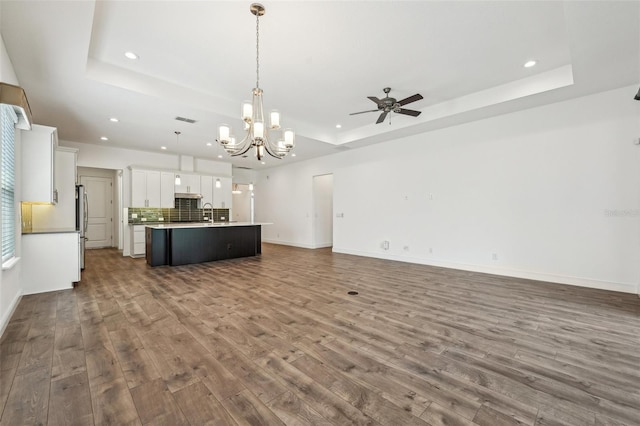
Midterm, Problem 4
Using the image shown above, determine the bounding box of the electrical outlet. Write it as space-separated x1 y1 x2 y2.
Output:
492 253 498 261
403 246 409 251
141 218 147 222
382 241 390 250
429 248 433 254
428 194 434 200
131 213 138 219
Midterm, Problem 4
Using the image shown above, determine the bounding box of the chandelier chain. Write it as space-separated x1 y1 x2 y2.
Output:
216 3 295 160
255 11 260 89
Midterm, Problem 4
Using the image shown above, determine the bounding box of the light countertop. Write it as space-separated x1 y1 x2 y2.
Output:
23 227 79 235
145 222 271 229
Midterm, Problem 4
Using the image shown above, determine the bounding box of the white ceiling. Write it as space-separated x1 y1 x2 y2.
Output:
1 1 638 171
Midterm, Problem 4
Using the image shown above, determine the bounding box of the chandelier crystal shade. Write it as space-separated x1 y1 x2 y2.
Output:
217 3 295 161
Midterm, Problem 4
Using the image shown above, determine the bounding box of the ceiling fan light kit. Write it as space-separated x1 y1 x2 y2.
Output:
350 87 423 124
217 3 295 161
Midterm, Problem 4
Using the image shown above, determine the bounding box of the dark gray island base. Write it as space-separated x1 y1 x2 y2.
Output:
145 223 263 266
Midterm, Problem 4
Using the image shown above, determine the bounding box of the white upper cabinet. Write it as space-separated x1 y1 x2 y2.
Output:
145 170 161 207
175 173 200 194
21 124 58 204
131 168 175 208
160 172 175 208
130 170 147 207
200 175 214 205
200 175 231 209
213 176 232 209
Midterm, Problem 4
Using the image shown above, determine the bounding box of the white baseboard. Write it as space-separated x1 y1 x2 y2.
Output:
332 247 638 295
263 239 333 250
262 239 315 249
0 290 22 339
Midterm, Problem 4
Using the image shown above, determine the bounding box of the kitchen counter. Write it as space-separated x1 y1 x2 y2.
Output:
145 223 267 267
23 227 79 235
145 222 271 229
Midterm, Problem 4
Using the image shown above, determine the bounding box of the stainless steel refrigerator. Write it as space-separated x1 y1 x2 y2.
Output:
76 185 88 270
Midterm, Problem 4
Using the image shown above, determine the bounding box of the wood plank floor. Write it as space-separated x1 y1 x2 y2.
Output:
1 244 639 425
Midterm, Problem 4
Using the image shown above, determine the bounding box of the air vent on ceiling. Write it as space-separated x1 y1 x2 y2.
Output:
175 116 197 124
235 166 253 170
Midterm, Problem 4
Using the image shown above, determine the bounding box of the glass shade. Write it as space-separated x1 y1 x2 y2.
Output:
284 129 295 148
242 101 253 122
270 110 280 129
215 178 221 189
254 121 264 139
218 125 230 143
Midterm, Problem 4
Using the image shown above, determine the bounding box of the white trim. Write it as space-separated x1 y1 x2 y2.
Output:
312 243 333 249
332 247 637 295
262 239 315 249
1 255 19 271
0 290 22 338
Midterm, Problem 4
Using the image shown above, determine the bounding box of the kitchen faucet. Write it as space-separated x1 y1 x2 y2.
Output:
201 202 214 223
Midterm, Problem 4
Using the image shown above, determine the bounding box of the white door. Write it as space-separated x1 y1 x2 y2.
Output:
312 174 333 248
81 175 113 248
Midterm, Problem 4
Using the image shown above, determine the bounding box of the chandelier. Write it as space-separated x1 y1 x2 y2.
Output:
217 3 295 161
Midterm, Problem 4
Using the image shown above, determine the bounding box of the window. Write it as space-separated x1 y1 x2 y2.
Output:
1 105 18 264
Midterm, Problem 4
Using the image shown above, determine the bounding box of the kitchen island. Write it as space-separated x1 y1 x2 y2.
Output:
145 222 268 266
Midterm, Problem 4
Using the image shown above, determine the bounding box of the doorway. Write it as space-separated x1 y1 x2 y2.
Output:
79 169 116 249
312 174 333 248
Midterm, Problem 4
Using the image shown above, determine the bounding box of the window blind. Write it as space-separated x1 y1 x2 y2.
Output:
1 105 18 263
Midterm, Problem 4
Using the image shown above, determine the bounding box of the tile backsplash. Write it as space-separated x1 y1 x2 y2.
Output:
128 202 229 224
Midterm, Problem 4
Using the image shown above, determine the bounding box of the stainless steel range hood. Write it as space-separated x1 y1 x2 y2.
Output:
174 192 203 199
0 82 33 130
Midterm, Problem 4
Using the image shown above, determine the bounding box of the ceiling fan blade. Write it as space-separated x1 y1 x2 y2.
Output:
397 108 421 117
397 93 423 106
349 109 379 116
367 96 381 105
376 111 389 124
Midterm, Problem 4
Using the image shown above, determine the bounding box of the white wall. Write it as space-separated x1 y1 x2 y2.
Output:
0 32 22 336
255 85 640 294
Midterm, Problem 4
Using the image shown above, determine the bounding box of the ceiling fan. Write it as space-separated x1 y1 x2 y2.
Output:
350 87 423 124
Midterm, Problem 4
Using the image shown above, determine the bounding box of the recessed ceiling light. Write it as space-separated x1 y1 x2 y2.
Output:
261 161 265 165
524 60 537 68
217 154 223 159
109 117 119 122
160 146 167 150
124 51 139 60
291 153 296 157
336 124 342 129
100 136 108 141
206 142 212 147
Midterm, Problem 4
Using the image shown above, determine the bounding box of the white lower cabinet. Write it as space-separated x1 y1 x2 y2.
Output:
21 232 80 294
131 225 146 257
